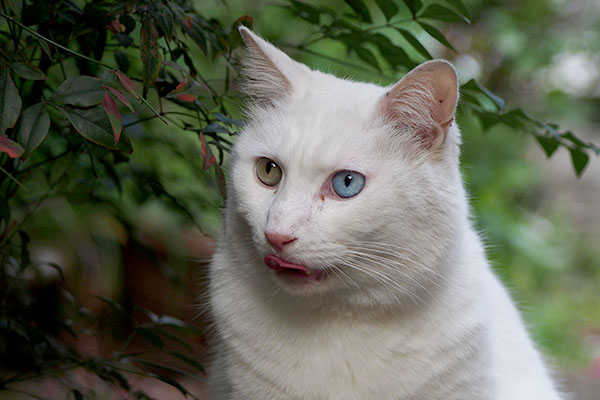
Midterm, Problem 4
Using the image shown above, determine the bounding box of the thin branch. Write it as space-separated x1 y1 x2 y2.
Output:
0 165 29 191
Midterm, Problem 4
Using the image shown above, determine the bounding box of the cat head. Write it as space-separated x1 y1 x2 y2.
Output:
226 27 466 309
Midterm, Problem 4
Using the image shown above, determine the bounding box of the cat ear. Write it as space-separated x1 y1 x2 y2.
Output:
379 60 458 148
238 26 306 106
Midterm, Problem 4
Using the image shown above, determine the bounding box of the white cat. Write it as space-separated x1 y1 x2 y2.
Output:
207 27 562 400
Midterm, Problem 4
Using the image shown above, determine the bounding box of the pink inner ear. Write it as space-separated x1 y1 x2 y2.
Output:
379 60 458 148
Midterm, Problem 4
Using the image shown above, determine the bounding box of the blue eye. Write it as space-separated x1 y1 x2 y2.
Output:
331 171 365 198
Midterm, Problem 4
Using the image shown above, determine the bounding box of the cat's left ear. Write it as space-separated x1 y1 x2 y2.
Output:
238 27 308 107
379 60 458 148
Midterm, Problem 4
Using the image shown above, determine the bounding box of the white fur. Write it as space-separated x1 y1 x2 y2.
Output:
207 28 562 399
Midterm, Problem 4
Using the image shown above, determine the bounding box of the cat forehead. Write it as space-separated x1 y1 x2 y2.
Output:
240 75 385 173
292 70 385 118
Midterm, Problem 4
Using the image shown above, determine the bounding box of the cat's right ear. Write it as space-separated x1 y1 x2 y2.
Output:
238 27 307 107
378 60 459 150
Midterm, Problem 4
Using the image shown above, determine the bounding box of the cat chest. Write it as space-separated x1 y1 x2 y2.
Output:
220 310 488 400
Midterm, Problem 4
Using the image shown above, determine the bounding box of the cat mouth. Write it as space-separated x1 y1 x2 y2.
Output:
264 255 325 283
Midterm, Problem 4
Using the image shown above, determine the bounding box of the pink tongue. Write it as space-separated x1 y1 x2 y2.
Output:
264 255 308 273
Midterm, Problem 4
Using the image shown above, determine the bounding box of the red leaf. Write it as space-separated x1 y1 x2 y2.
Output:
0 135 25 158
103 86 135 113
108 19 126 33
176 79 187 91
102 91 122 143
184 16 193 31
175 93 197 102
234 15 253 28
167 78 203 103
214 164 226 197
199 133 216 170
113 70 139 100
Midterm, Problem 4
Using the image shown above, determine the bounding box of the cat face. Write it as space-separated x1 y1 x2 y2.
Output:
226 28 466 308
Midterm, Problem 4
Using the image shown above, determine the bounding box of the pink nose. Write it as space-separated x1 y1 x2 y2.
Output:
265 232 297 251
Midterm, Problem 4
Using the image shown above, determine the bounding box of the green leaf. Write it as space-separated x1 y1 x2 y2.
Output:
229 15 254 49
561 131 587 148
396 28 432 59
419 4 469 23
213 112 244 127
154 375 189 397
53 76 104 107
203 122 229 134
370 33 416 70
445 0 470 20
140 12 162 98
375 0 399 21
0 135 24 158
152 327 194 351
353 46 380 71
49 152 74 184
156 315 203 335
89 364 130 390
169 351 204 373
114 50 130 73
462 79 505 111
418 22 457 52
150 3 174 40
58 105 132 153
568 147 589 176
285 1 321 24
0 69 22 134
498 109 529 129
136 327 164 348
343 0 372 23
72 390 83 400
10 61 48 80
36 37 52 58
401 0 423 18
4 0 21 16
190 16 211 57
536 135 559 158
476 111 500 131
17 102 50 157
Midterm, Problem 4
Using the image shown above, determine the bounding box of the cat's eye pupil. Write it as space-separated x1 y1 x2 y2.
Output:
344 175 352 187
265 162 273 174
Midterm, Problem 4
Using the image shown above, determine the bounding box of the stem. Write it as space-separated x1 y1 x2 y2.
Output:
139 96 168 125
123 111 198 128
0 188 53 246
0 165 28 191
361 18 414 32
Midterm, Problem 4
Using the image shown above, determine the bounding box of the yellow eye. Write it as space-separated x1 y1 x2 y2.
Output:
256 158 282 186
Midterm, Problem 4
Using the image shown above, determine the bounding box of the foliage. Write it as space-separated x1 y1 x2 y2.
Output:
0 0 598 397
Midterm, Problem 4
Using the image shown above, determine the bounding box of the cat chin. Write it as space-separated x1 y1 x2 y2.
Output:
266 262 331 293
